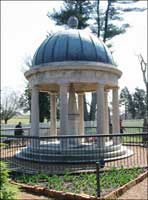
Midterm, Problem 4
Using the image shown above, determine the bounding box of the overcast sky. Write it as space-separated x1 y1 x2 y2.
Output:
1 1 147 95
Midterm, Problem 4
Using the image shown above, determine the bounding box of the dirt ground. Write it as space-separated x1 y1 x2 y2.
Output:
17 189 54 200
118 177 148 200
16 177 148 200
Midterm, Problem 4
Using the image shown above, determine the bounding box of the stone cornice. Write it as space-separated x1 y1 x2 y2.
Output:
25 61 122 79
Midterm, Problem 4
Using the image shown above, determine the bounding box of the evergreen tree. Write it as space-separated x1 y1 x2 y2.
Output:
19 85 31 114
47 0 94 29
19 85 50 123
21 56 54 123
88 0 145 120
133 88 146 119
120 87 146 119
39 92 50 122
48 0 145 121
120 87 135 119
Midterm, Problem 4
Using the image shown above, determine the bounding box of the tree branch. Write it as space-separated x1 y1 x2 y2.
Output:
137 54 147 86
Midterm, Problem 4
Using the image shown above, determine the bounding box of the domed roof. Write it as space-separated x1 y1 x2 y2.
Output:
32 29 114 67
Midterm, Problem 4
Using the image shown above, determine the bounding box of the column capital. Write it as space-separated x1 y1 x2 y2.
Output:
112 86 120 90
59 83 69 92
30 85 39 92
104 89 110 93
59 82 69 87
32 85 39 89
49 92 57 96
77 92 85 96
97 83 105 89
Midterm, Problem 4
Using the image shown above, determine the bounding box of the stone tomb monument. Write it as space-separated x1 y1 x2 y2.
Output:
16 17 133 163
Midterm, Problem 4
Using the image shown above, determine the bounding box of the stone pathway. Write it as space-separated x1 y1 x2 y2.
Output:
118 177 148 200
17 189 54 200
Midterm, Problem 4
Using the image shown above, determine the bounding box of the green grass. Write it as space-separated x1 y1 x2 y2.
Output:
123 120 143 127
15 167 143 196
122 120 143 134
2 115 30 124
0 143 8 149
85 128 96 134
2 116 144 127
123 136 143 143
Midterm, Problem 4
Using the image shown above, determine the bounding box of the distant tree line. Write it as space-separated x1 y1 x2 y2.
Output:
0 85 146 124
120 87 146 119
18 85 60 123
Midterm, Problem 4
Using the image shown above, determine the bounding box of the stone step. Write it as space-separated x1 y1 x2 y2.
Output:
16 145 132 163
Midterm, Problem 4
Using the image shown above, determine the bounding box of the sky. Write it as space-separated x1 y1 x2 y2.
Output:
1 1 147 96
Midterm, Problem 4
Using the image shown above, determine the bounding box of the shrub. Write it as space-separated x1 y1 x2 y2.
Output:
0 162 19 200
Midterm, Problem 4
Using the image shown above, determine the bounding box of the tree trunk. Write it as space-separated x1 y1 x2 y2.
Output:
97 0 100 37
4 119 7 124
146 82 148 118
39 114 44 123
103 0 112 43
89 93 97 121
108 107 112 134
83 95 89 121
143 82 148 135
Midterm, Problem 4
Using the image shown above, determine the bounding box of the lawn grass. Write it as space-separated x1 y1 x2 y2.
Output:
3 116 144 127
122 136 143 143
15 167 143 197
123 119 143 127
2 115 30 124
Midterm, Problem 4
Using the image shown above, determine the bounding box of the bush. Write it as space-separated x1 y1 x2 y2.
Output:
0 162 19 200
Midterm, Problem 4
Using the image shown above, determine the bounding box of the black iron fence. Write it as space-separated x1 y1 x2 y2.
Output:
0 126 144 137
85 126 144 134
123 126 144 133
0 128 147 174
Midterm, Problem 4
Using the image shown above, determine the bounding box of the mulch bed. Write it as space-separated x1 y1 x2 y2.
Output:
11 171 148 200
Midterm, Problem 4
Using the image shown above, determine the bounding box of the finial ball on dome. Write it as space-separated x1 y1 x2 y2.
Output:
67 16 79 29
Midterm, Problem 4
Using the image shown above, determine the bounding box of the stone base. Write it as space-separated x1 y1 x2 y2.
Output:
15 140 133 163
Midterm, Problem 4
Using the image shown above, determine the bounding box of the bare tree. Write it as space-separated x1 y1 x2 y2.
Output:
137 54 148 106
24 55 33 68
1 91 20 124
137 54 148 132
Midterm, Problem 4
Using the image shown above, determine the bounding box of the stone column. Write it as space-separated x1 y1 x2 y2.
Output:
31 86 39 148
96 84 105 147
60 83 68 136
78 93 84 136
78 93 84 143
104 90 109 142
50 93 57 136
112 87 120 144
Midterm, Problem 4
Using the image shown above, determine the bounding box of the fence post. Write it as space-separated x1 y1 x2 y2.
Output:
96 161 101 197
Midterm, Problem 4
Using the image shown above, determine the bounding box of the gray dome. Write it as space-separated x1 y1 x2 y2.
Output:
32 29 114 66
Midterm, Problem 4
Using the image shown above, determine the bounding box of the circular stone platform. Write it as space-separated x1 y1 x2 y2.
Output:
16 140 133 163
